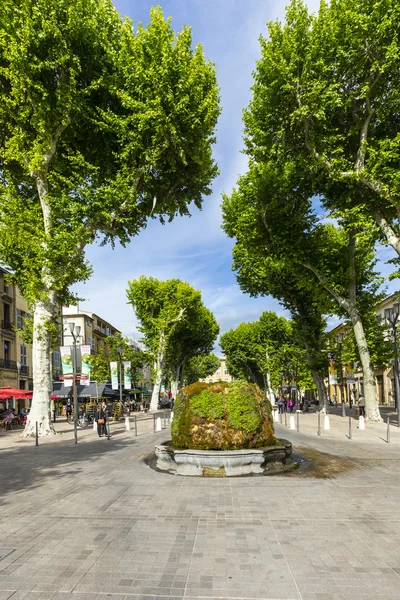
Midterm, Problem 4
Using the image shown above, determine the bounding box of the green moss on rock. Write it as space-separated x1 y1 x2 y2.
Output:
226 381 262 432
191 389 225 420
171 380 276 450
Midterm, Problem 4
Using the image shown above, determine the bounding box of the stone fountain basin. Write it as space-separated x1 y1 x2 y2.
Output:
154 439 297 476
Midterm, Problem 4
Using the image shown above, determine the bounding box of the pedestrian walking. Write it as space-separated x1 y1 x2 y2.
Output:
277 397 284 414
66 399 72 419
94 402 106 437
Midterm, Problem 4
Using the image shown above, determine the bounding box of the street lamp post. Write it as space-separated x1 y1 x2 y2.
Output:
286 361 291 402
117 346 123 406
382 304 400 426
69 323 81 445
335 333 347 415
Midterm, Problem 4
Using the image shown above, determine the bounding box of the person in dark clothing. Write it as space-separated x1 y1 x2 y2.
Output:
66 399 72 419
94 402 106 437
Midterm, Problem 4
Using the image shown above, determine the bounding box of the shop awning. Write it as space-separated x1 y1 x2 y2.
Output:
52 382 127 399
0 387 33 399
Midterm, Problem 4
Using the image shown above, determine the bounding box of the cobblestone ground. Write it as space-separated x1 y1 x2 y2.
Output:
1 412 400 600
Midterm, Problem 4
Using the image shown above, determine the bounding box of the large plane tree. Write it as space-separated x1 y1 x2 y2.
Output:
0 0 220 436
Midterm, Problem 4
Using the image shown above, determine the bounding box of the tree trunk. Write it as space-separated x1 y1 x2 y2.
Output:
150 330 166 411
312 370 329 412
21 290 58 437
349 309 381 421
170 364 179 399
303 236 381 421
302 336 329 412
263 353 275 405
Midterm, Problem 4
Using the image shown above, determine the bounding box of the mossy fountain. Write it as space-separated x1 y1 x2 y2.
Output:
154 381 297 476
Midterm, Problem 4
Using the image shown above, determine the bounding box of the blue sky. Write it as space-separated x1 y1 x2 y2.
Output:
73 0 397 346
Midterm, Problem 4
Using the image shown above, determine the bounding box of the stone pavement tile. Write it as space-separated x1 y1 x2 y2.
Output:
52 595 126 600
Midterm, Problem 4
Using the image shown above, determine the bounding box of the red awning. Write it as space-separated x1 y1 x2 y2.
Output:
0 387 33 399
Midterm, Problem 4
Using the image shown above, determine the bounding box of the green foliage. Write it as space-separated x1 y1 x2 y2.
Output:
185 353 220 384
127 276 219 390
88 351 110 384
220 311 314 392
0 0 221 407
190 388 225 420
88 333 148 384
243 0 400 258
226 381 262 432
221 8 390 409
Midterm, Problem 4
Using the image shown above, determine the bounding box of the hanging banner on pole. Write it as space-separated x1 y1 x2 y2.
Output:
328 353 337 385
61 346 73 387
110 361 118 390
344 363 355 384
123 361 132 389
81 345 91 386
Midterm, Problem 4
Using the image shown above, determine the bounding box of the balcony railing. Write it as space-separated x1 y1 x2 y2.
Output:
1 320 14 331
0 358 17 370
94 324 110 335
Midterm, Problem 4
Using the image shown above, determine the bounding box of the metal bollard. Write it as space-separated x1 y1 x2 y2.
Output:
342 402 346 418
348 415 352 440
397 406 400 428
153 413 156 433
317 412 321 436
134 415 137 436
35 421 38 446
296 412 299 432
279 411 282 424
387 416 390 443
164 410 166 427
284 411 287 426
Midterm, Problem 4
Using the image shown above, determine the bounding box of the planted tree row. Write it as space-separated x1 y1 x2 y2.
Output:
0 1 220 436
222 0 400 421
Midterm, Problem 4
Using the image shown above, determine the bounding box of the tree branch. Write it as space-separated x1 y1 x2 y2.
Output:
371 209 400 255
348 229 356 304
302 262 351 313
43 119 70 170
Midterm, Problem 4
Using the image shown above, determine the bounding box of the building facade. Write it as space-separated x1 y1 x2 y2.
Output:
327 293 400 406
62 305 121 357
199 357 233 384
0 268 33 392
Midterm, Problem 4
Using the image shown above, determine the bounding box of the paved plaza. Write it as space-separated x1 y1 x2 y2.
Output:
1 412 400 600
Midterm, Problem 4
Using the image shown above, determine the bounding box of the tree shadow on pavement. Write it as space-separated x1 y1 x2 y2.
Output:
0 431 139 506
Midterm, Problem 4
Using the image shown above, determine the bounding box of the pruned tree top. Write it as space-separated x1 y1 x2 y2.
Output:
0 0 220 304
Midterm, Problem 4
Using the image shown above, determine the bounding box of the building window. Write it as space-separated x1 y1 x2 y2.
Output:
4 340 10 361
20 344 27 366
17 309 25 329
3 303 10 326
88 336 95 352
4 284 9 294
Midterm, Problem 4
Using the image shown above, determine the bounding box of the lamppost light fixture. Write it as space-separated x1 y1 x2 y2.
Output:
75 326 81 338
69 322 75 334
393 303 400 316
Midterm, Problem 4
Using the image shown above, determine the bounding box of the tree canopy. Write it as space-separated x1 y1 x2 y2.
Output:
126 276 219 408
0 0 220 435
